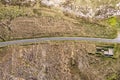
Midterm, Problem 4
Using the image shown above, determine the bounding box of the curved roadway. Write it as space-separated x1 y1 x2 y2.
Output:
0 37 120 47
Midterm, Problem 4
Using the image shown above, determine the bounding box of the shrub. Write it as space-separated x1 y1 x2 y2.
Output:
108 16 117 27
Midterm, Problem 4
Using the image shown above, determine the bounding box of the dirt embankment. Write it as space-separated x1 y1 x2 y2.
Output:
0 41 119 80
0 16 117 41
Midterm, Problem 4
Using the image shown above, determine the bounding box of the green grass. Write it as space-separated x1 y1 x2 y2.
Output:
77 19 117 39
0 5 35 20
113 44 120 58
0 6 24 20
106 73 118 80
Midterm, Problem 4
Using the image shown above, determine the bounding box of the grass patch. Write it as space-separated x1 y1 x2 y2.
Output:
113 44 120 58
0 6 25 20
0 5 35 20
106 73 118 80
0 47 9 61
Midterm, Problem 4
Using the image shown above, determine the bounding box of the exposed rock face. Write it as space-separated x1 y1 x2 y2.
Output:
1 0 120 18
40 0 120 18
41 0 65 7
0 42 119 80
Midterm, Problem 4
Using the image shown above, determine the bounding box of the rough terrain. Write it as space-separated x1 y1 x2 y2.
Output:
0 16 117 41
0 0 120 80
0 41 120 80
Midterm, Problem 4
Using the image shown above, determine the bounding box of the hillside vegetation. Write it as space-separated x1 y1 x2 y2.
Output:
0 41 120 80
0 3 118 41
0 1 120 80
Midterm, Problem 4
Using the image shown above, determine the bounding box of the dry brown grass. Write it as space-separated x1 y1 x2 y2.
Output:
0 16 115 41
0 41 97 80
0 41 119 80
0 6 117 41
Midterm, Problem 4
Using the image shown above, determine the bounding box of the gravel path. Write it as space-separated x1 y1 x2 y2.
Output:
0 37 120 47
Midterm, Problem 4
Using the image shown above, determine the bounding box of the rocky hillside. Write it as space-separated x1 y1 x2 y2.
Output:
1 0 120 18
41 0 120 18
0 0 120 23
0 41 120 80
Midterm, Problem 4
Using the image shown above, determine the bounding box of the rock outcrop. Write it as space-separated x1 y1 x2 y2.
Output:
40 0 120 18
1 0 120 18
